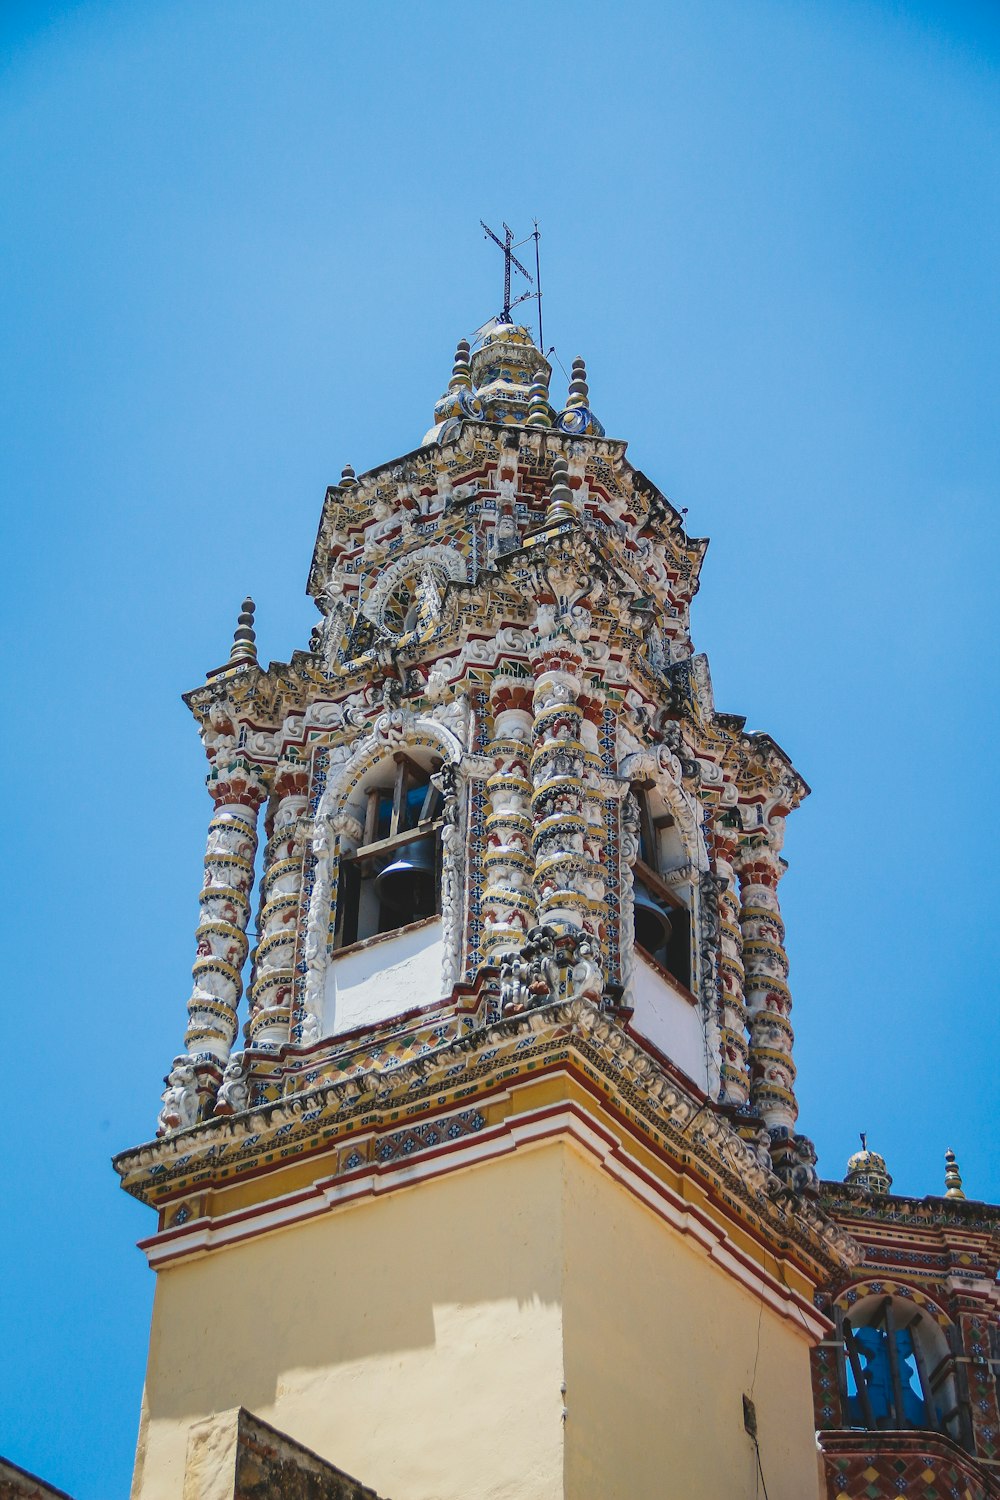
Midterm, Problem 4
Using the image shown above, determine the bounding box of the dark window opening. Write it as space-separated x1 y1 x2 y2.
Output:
631 786 692 991
334 754 443 949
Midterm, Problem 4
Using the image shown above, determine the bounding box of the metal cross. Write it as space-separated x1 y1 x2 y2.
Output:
480 220 533 323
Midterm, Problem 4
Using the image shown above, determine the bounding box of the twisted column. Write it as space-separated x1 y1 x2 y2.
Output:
618 792 641 1004
529 649 606 979
713 828 751 1106
184 759 269 1112
480 682 535 967
577 689 609 951
247 763 310 1048
737 840 797 1132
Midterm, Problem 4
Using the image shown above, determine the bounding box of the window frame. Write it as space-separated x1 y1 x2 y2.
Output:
333 753 444 953
630 783 694 993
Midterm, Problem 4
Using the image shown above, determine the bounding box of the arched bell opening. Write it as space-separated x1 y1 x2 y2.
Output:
334 751 444 949
629 783 692 991
836 1294 965 1447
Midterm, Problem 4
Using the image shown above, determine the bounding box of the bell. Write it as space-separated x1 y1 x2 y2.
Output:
374 837 437 917
633 881 672 958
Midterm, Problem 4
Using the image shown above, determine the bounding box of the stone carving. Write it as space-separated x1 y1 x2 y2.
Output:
568 934 603 1004
201 698 238 763
157 1056 199 1136
360 544 465 627
499 951 533 1014
214 1052 249 1116
499 926 603 1015
500 926 558 1014
748 1124 774 1175
770 1129 820 1198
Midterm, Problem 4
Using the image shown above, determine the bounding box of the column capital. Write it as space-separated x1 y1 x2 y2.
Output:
735 835 784 884
208 757 271 812
272 761 310 803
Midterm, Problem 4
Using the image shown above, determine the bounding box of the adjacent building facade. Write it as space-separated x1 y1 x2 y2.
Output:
112 321 1000 1500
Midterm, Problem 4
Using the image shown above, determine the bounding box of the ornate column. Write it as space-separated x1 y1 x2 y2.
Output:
246 761 310 1049
529 642 607 984
618 791 641 1005
737 838 797 1134
480 680 535 967
713 827 751 1107
577 688 609 949
183 756 269 1114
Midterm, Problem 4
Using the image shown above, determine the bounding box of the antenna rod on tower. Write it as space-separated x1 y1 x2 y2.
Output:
481 218 533 325
533 220 543 351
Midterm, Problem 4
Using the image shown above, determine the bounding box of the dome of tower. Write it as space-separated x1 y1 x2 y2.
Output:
845 1134 893 1195
469 323 551 426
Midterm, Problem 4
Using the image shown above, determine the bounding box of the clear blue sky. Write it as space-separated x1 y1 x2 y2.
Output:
2 1 997 1493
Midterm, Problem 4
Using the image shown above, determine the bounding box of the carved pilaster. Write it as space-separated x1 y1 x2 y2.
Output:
246 764 310 1049
737 839 797 1133
713 828 751 1106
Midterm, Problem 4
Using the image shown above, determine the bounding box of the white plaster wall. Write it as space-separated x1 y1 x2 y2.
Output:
630 953 708 1090
322 919 444 1037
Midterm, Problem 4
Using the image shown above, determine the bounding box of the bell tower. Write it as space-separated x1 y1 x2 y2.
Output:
116 318 860 1500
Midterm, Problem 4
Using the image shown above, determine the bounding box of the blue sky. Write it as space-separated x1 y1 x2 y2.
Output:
1 2 997 1493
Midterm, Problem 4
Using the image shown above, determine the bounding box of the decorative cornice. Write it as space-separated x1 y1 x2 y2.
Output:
821 1180 1000 1238
115 997 858 1279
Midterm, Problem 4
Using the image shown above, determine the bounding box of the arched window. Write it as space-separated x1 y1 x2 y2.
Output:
836 1295 964 1445
334 753 443 950
630 784 692 991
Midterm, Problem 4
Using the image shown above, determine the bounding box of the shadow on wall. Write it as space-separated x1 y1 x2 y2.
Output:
145 1143 566 1424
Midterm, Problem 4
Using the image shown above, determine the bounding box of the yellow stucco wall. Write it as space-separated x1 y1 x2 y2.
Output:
133 1147 566 1500
132 1141 821 1500
560 1146 821 1500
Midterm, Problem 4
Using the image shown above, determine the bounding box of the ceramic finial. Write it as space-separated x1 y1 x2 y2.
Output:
228 596 257 666
545 456 576 526
527 369 552 428
449 339 473 391
340 463 357 488
944 1147 966 1200
566 356 590 409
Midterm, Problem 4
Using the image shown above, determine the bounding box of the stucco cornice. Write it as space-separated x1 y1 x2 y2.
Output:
115 997 858 1281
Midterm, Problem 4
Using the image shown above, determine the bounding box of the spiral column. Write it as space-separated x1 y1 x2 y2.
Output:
184 759 269 1112
737 840 797 1132
713 827 751 1106
480 682 536 967
247 762 310 1048
529 648 607 979
577 689 609 950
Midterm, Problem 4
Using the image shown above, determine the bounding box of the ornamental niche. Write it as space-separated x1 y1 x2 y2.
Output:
157 320 811 1185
